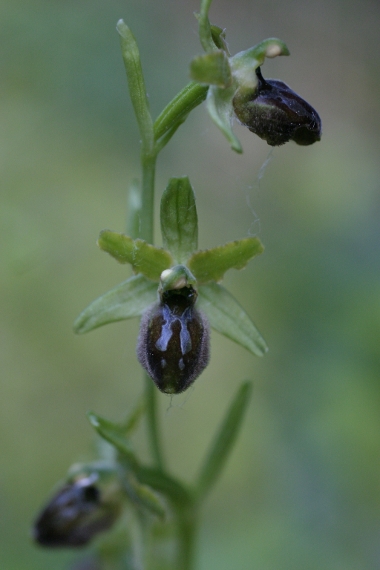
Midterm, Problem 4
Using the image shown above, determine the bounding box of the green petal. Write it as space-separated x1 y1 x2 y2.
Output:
160 177 198 264
73 274 157 334
232 37 290 68
190 51 232 88
207 85 242 153
188 237 264 283
98 230 173 281
197 282 268 356
231 38 290 92
195 381 253 499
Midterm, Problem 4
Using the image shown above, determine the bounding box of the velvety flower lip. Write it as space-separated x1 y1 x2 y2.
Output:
233 67 322 146
137 268 210 395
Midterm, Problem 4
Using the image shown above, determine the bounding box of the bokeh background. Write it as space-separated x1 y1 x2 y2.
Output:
2 0 380 568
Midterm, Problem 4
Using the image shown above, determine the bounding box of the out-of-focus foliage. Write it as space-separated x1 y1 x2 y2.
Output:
1 0 380 569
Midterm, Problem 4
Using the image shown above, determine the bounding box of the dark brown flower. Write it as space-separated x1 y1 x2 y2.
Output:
137 284 209 394
33 474 121 548
233 67 321 146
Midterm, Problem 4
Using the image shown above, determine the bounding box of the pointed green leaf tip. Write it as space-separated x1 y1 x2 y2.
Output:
198 282 268 357
190 51 232 88
189 237 264 283
160 177 198 264
196 380 253 499
97 230 173 281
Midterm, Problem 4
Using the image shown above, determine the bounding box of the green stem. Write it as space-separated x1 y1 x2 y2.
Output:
144 374 164 471
176 506 198 570
139 152 156 243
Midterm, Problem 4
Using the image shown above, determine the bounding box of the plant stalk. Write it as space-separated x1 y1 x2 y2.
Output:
144 373 164 471
176 506 198 570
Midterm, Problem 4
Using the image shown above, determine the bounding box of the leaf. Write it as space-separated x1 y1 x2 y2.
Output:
197 282 268 357
87 412 138 466
116 20 154 151
160 177 198 264
188 237 264 283
196 381 253 499
206 85 242 153
190 51 232 88
73 274 157 334
98 230 172 281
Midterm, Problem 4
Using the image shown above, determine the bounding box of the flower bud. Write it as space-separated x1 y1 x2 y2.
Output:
137 266 209 394
33 467 122 547
233 67 321 146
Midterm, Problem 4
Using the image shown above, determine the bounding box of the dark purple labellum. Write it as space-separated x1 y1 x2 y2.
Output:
137 286 210 394
33 476 120 548
233 67 322 146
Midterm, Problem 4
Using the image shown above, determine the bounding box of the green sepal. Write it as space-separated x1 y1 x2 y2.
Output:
123 474 166 519
73 274 157 334
190 51 232 88
160 177 198 264
197 282 268 356
98 230 173 280
87 412 138 467
195 381 253 499
188 237 264 283
207 85 242 153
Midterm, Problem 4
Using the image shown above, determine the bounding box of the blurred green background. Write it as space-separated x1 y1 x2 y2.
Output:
1 0 380 568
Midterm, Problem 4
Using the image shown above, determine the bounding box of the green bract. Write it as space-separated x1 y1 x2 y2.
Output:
74 176 267 359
